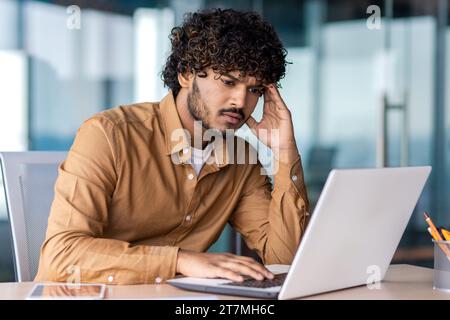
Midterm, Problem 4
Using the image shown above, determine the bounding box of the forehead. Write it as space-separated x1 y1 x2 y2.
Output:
225 70 252 79
218 70 262 86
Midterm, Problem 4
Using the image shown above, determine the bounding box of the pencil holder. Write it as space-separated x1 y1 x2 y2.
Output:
433 240 450 291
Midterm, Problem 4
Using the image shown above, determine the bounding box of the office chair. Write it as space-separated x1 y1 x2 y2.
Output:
0 152 67 282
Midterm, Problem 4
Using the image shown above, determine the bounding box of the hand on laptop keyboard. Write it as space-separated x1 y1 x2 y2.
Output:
176 250 275 282
223 273 288 288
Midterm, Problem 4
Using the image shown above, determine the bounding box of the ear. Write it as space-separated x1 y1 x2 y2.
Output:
177 69 194 88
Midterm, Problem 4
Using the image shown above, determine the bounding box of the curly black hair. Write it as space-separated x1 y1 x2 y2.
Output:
161 8 289 97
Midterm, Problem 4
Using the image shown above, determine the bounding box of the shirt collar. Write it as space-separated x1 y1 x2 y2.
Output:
159 90 231 167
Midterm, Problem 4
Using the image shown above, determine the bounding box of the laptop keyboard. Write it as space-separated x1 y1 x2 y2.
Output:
223 273 287 289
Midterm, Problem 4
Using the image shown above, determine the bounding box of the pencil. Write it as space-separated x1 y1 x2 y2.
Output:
441 228 450 242
424 213 443 240
424 213 450 260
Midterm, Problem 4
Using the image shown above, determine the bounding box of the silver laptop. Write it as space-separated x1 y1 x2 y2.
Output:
168 166 431 299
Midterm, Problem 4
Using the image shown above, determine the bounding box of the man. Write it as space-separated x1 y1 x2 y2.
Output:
35 8 310 285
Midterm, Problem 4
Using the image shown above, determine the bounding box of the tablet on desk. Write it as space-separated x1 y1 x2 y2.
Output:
27 283 106 300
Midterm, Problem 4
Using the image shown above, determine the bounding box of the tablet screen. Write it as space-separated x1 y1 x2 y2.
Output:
28 283 105 300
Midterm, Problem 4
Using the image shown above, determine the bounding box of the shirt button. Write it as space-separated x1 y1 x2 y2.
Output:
185 215 192 222
187 173 195 180
107 275 114 283
291 175 298 182
155 277 162 284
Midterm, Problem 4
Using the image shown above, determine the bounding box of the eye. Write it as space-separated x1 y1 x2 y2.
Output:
221 79 235 86
249 87 265 96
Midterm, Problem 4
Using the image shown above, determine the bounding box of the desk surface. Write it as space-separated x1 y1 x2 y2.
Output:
0 264 449 300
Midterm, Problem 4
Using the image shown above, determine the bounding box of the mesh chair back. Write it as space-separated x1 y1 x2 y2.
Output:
0 152 66 281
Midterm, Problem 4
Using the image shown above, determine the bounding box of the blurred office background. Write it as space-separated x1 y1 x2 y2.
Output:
0 0 449 281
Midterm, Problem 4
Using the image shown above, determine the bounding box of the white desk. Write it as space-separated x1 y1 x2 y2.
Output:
0 264 449 300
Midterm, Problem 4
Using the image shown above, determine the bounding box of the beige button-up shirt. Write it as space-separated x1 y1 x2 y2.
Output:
35 91 310 285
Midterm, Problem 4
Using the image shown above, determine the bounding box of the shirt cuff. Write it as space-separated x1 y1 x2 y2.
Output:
273 154 305 193
144 246 180 284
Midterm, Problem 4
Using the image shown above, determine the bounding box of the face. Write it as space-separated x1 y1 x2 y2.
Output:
186 68 265 133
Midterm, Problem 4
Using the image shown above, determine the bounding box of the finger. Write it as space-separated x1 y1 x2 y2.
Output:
237 261 274 280
231 256 274 279
266 84 288 110
263 87 274 103
219 252 274 279
220 261 265 280
262 90 280 114
225 260 266 280
235 260 274 280
267 84 282 100
214 267 244 282
222 255 272 279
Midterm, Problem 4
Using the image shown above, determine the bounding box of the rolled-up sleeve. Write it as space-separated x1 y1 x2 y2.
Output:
229 154 310 265
35 117 179 285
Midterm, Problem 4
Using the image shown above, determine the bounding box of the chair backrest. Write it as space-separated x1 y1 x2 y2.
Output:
0 151 67 282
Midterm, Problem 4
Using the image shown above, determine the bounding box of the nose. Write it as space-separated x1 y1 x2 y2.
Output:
229 87 247 109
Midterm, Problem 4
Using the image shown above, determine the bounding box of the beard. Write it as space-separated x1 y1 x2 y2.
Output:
187 78 212 130
187 78 246 135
